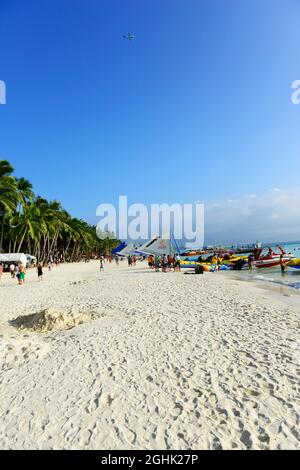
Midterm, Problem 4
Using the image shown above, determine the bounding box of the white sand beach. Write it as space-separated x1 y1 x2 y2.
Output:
0 261 299 450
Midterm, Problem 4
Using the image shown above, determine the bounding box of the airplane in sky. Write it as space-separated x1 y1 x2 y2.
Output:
122 32 135 41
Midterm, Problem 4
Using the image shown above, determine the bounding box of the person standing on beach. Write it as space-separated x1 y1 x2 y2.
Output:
212 254 219 272
212 254 217 266
19 264 26 285
280 255 286 274
9 263 15 278
37 263 43 281
248 254 254 270
0 263 3 281
161 255 166 272
100 257 104 272
162 254 168 273
174 253 181 272
16 264 21 285
150 255 155 269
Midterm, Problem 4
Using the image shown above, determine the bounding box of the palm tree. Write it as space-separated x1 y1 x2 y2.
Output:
11 204 46 253
34 198 59 261
0 160 14 178
16 177 34 212
0 160 119 257
0 172 18 252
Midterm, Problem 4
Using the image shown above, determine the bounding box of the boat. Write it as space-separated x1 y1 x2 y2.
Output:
137 236 175 256
180 250 208 257
220 255 248 266
114 242 141 257
179 260 230 271
180 261 213 271
253 246 294 269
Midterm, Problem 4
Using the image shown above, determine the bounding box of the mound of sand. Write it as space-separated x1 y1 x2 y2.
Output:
11 307 92 333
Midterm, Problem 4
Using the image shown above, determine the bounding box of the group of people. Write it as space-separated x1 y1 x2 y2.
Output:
127 255 137 267
210 254 223 272
0 259 62 284
0 262 27 285
248 252 287 273
98 255 125 271
147 254 181 272
47 257 61 270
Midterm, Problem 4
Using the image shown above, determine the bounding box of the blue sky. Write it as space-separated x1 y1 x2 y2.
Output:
1 0 300 243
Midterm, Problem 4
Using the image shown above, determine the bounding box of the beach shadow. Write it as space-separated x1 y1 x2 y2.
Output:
127 270 159 275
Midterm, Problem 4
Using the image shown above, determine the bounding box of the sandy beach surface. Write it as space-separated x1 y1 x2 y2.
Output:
0 260 299 450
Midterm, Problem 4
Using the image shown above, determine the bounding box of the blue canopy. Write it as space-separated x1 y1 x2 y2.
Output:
112 241 126 255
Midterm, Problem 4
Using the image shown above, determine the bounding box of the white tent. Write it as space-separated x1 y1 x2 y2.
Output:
0 253 27 266
117 243 140 256
137 237 173 256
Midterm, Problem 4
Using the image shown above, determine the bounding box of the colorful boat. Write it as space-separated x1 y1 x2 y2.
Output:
221 255 248 266
253 246 294 269
180 260 230 271
287 258 300 269
180 250 208 257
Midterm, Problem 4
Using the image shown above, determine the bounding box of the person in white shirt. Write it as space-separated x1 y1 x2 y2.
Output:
9 263 15 279
174 254 181 272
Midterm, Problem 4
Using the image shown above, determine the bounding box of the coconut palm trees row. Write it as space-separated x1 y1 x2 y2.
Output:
0 160 119 261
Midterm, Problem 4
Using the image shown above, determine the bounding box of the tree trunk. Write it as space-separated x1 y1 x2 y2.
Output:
27 234 31 255
0 211 6 253
41 234 48 262
71 243 77 261
49 230 59 257
17 230 27 252
64 238 71 258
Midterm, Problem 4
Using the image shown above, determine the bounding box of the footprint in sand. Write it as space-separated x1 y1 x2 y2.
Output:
0 335 50 371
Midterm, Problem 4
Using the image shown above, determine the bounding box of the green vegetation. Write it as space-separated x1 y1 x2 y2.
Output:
0 160 119 261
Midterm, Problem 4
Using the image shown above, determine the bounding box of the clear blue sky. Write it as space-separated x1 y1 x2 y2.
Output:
1 0 300 241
